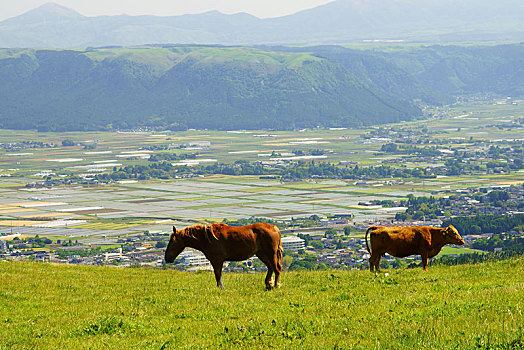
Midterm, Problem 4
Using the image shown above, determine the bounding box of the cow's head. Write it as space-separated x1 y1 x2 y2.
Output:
443 225 465 245
164 226 186 263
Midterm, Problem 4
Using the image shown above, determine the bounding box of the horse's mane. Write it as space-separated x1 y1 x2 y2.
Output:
181 224 214 239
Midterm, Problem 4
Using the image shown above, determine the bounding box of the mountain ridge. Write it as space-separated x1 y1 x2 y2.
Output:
1 2 84 25
1 0 523 48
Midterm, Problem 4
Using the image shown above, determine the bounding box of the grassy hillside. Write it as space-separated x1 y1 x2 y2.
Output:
1 259 522 349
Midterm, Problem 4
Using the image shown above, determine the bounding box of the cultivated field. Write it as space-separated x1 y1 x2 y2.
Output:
0 100 522 248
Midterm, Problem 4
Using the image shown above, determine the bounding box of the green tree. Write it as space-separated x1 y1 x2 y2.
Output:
317 263 328 270
282 255 293 269
311 240 324 249
470 225 482 235
324 228 337 237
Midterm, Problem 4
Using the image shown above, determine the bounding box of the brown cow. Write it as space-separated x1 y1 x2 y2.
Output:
365 225 465 272
165 222 283 290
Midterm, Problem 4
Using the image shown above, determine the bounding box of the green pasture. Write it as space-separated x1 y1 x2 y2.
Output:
0 258 522 349
84 46 325 69
438 246 484 256
94 244 125 249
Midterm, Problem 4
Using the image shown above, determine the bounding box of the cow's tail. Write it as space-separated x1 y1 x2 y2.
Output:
365 226 378 255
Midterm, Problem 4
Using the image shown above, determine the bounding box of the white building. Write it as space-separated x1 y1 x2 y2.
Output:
104 248 122 261
178 250 211 268
321 219 350 226
281 236 305 251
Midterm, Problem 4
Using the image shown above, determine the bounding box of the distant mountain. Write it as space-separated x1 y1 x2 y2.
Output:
0 46 420 131
0 0 523 48
0 44 521 132
1 3 83 25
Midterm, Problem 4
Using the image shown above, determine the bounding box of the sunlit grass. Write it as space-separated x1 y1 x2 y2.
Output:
0 258 522 349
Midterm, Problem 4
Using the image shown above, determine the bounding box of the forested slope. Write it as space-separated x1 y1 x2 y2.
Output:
0 46 418 131
0 43 522 131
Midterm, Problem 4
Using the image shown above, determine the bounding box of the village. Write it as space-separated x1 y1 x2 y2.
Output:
0 223 438 271
2 183 521 271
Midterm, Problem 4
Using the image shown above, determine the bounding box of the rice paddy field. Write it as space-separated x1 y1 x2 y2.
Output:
0 100 523 247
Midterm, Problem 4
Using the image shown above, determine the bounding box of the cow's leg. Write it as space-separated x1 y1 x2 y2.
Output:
211 261 224 289
370 253 381 273
421 254 429 271
256 253 274 290
375 255 381 273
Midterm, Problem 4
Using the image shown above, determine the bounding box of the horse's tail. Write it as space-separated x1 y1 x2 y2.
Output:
276 243 283 271
365 226 377 255
275 226 283 271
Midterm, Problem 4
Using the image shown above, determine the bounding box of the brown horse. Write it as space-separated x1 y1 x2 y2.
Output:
165 222 283 290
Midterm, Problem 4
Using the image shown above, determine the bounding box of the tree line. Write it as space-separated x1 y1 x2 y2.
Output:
442 214 524 235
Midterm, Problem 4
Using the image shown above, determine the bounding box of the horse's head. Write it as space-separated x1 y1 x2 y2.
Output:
165 226 186 263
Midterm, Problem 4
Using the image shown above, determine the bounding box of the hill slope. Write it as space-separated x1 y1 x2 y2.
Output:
1 0 523 47
0 258 522 349
276 43 524 105
0 46 420 131
0 44 522 132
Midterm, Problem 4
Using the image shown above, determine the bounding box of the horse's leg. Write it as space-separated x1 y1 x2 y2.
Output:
211 261 224 289
264 266 274 291
272 248 281 288
256 254 274 290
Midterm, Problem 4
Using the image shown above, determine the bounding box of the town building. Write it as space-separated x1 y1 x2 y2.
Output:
321 218 350 226
177 250 212 269
281 236 305 251
105 248 123 262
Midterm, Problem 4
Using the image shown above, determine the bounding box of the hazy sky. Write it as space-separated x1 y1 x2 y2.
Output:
0 0 335 21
